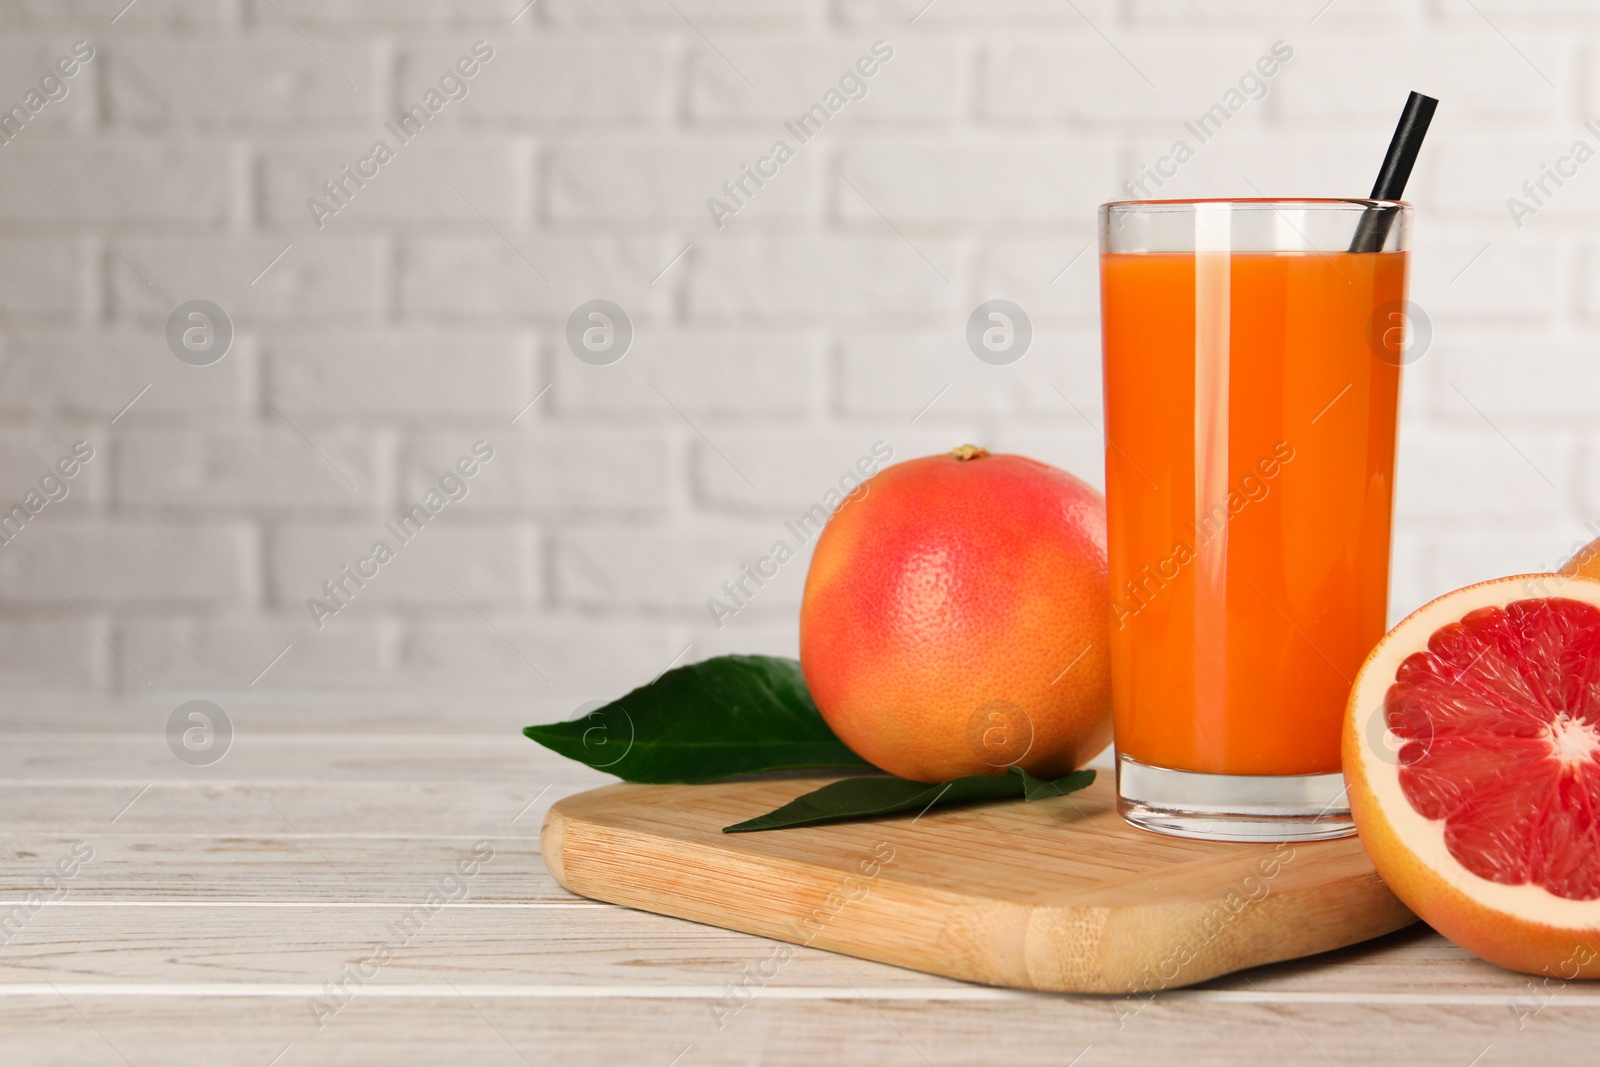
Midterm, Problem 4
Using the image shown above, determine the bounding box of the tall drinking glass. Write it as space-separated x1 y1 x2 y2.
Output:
1098 198 1410 842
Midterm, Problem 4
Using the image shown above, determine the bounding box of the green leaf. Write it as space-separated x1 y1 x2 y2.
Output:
523 654 870 784
722 765 1097 833
1016 766 1097 802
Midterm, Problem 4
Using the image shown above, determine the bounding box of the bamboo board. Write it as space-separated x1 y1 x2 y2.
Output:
542 775 1417 995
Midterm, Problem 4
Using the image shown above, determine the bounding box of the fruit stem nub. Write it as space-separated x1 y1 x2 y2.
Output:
950 444 990 462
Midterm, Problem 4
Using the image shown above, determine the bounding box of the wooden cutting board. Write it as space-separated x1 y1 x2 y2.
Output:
541 774 1416 995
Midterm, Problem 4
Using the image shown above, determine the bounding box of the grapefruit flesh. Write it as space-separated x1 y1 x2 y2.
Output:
1345 576 1600 977
799 446 1111 784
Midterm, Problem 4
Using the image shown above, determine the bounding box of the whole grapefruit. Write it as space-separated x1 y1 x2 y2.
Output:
799 445 1111 783
1344 575 1600 978
1561 533 1600 581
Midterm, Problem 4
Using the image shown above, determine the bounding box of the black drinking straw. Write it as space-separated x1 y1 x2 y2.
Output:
1348 91 1438 253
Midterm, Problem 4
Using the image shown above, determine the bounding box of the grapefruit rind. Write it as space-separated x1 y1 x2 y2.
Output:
1344 574 1600 930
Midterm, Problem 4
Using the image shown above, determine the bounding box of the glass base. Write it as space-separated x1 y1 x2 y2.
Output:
1116 754 1355 842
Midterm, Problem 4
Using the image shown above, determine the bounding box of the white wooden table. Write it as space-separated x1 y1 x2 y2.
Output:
1 696 1589 1065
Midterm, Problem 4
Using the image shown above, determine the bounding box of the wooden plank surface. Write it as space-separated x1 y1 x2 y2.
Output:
0 702 1590 1064
3 995 1594 1067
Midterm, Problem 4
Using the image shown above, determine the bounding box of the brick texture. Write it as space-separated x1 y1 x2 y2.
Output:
0 8 1589 704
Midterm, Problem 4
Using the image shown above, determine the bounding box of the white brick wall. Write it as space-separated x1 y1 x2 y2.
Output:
0 1 1594 714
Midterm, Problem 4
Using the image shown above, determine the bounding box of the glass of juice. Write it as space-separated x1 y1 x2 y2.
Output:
1098 198 1410 842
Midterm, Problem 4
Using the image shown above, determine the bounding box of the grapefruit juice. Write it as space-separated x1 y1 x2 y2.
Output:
1103 250 1404 776
1099 199 1410 839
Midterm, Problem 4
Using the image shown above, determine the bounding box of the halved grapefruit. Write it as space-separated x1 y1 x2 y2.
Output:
1344 575 1600 978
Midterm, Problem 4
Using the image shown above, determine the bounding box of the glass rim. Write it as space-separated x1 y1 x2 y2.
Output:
1100 197 1410 212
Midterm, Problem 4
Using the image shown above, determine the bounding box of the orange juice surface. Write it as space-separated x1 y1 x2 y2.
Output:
1101 250 1405 776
